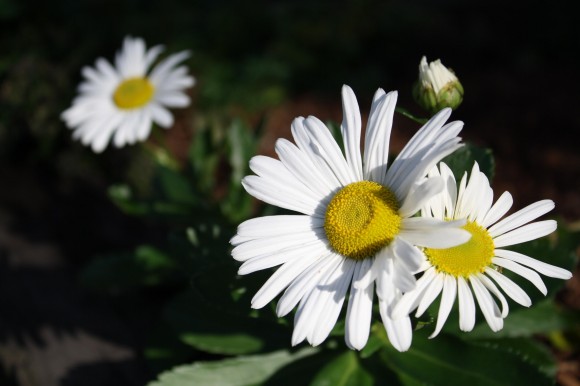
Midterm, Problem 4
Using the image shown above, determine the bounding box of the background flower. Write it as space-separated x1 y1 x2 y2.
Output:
61 36 195 152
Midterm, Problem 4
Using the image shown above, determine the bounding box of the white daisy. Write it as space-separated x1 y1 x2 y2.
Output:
61 36 195 153
231 85 471 351
391 162 572 338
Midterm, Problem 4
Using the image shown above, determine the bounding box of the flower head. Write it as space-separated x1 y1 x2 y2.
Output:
413 56 463 114
392 162 572 338
231 85 470 351
61 36 195 152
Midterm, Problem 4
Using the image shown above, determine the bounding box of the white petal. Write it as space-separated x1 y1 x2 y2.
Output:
363 90 397 184
480 191 513 228
399 177 444 218
291 117 342 191
380 301 412 352
150 103 174 128
144 44 164 69
470 276 503 332
292 258 354 346
488 200 555 238
494 249 572 279
340 85 363 181
399 219 470 249
275 138 334 200
429 274 457 338
476 273 510 316
149 50 191 84
457 276 476 331
304 116 357 185
242 175 323 217
484 267 531 307
113 112 138 148
231 229 325 262
392 255 417 292
234 215 323 241
135 108 153 141
492 257 547 295
392 237 425 272
239 239 327 275
277 253 341 316
155 91 191 108
390 267 437 319
345 262 374 350
251 250 328 309
492 220 557 247
415 273 444 317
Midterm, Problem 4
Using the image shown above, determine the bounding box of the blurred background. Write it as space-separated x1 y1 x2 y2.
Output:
1 0 579 385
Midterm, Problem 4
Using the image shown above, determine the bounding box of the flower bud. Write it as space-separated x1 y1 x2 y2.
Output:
413 56 464 114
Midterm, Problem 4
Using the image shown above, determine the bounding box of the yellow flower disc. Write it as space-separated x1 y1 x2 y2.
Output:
324 181 401 260
425 221 494 277
113 77 155 109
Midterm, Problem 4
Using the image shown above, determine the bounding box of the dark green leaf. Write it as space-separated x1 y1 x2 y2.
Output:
164 288 290 355
468 337 557 378
462 298 578 339
380 329 553 386
80 245 181 293
442 142 495 181
148 348 317 386
310 351 373 386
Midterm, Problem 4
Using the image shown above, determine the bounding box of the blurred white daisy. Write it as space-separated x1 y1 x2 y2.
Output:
61 36 195 152
231 85 470 351
392 162 572 338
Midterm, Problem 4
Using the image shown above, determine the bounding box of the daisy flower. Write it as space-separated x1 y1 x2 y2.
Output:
231 85 471 351
391 162 572 338
61 36 195 152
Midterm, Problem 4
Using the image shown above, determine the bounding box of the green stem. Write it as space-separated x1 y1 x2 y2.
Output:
395 107 428 124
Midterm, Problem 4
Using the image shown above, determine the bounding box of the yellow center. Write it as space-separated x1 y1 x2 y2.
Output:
324 181 401 260
113 77 155 109
425 221 494 277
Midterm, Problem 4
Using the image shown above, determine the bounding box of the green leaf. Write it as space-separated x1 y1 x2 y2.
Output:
80 245 181 293
155 164 198 206
108 184 150 216
310 351 373 386
148 348 317 386
441 142 495 181
359 323 385 359
144 321 201 376
380 329 553 386
462 298 577 339
468 337 557 378
164 288 290 355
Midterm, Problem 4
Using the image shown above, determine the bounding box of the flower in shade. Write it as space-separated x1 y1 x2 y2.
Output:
231 85 470 351
391 162 572 338
61 36 195 152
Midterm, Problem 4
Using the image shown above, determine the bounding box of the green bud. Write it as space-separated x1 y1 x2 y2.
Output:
413 56 464 115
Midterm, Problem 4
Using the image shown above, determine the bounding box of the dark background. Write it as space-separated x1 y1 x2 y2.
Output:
1 0 579 385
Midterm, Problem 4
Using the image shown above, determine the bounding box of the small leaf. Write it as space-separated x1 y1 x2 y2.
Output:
442 142 495 181
148 348 317 386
